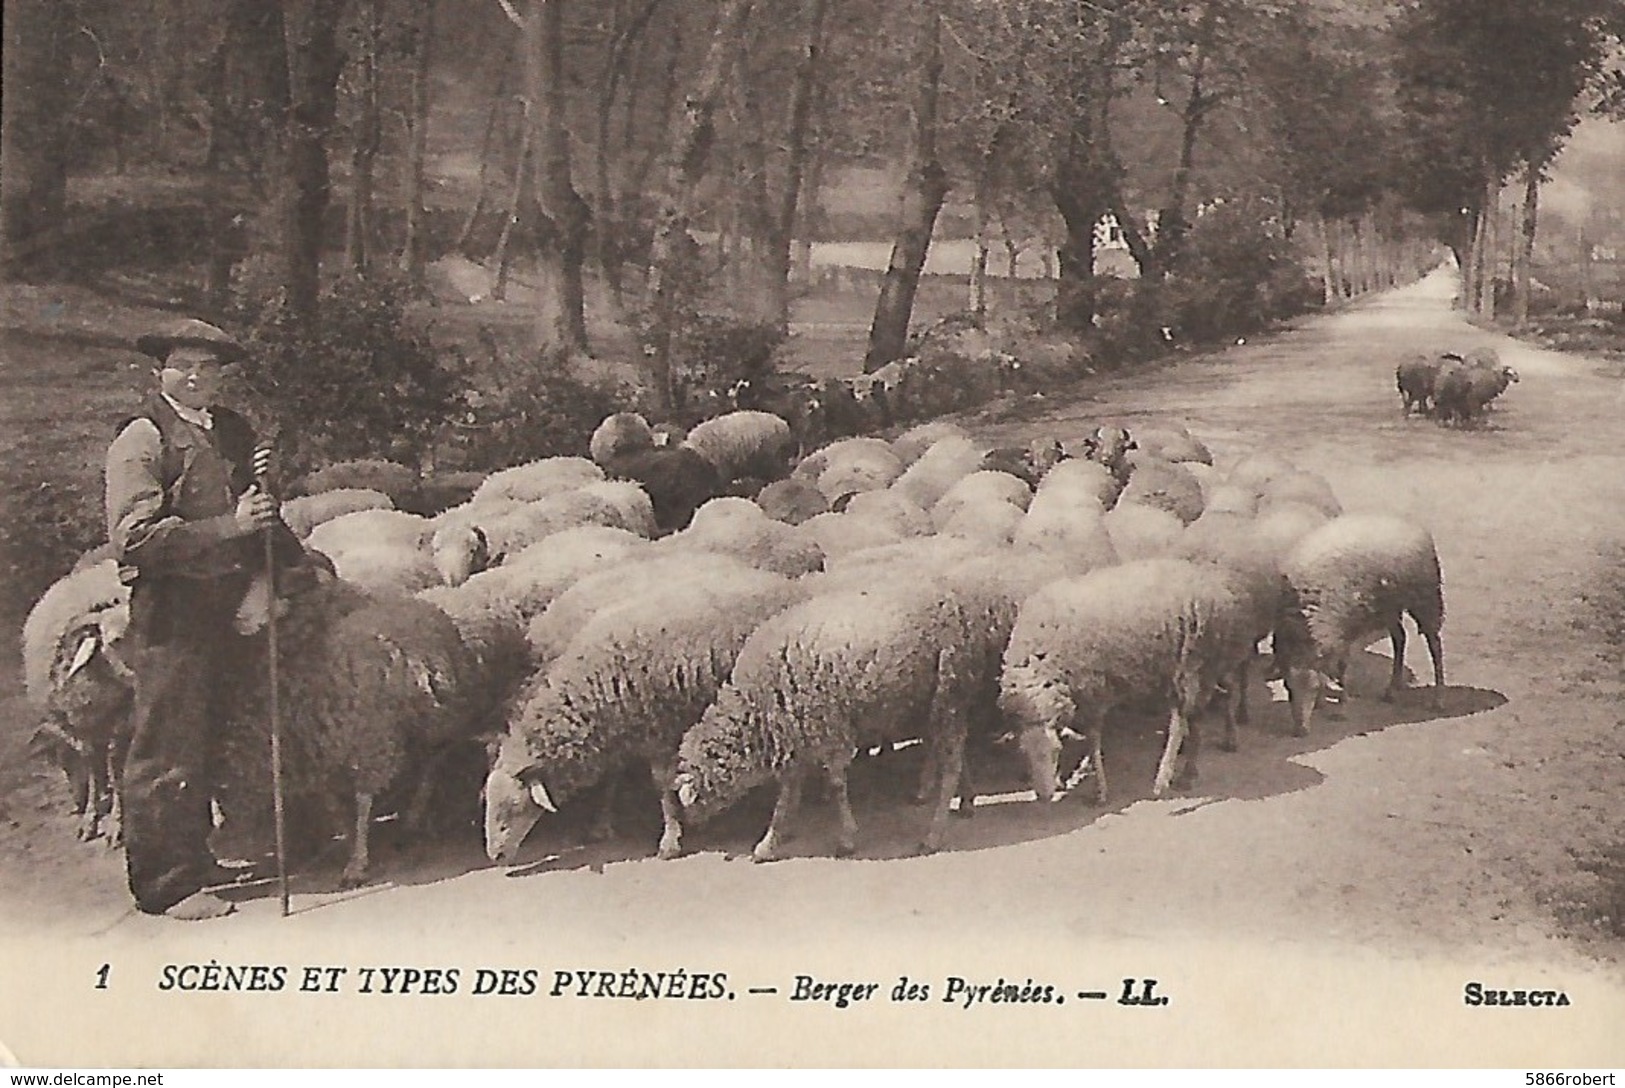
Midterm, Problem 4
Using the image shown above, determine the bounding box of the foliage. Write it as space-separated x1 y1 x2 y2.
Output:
226 272 466 476
446 344 629 473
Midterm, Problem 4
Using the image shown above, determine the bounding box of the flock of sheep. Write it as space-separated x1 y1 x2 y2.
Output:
22 389 1453 890
1396 347 1520 425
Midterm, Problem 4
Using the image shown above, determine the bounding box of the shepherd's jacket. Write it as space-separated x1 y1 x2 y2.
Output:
104 395 298 586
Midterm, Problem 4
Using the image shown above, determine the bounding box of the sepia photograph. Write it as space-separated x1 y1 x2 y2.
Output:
1 0 1623 1070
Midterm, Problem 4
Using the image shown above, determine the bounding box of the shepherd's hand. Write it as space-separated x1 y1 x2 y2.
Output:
251 443 276 484
235 486 278 534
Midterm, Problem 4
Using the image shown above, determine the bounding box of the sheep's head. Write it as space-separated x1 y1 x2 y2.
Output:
432 524 491 587
1078 426 1134 475
482 766 555 864
1026 438 1066 480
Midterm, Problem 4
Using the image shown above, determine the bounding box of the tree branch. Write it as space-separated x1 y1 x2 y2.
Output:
494 0 525 28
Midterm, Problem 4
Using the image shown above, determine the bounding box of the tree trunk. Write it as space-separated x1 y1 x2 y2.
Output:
765 0 830 333
594 0 665 306
864 0 948 373
645 0 756 410
280 0 348 330
346 0 383 275
1513 164 1539 327
1318 217 1337 306
620 6 686 289
1 0 74 269
491 104 532 302
1474 171 1498 318
524 0 592 355
1152 4 1217 281
453 51 514 253
400 0 437 286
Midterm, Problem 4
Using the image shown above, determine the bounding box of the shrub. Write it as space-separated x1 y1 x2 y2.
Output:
227 273 465 476
446 345 629 473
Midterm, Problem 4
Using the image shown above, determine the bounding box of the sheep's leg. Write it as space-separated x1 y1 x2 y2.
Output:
339 790 374 889
1221 661 1246 753
1153 705 1188 798
652 760 683 861
921 724 967 855
1422 627 1446 710
752 772 803 864
826 751 860 857
1076 707 1109 805
1383 620 1408 702
588 774 618 843
953 744 976 819
911 738 937 805
1173 700 1202 791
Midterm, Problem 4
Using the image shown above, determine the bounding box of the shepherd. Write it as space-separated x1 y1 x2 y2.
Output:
106 318 314 919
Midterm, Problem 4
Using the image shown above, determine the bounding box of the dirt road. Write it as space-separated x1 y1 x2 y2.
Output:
2 268 1622 1067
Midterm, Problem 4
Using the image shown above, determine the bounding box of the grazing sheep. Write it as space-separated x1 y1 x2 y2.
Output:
891 436 987 511
653 496 824 577
589 412 655 467
1225 452 1296 492
484 570 800 863
977 440 1064 489
1119 455 1205 524
281 489 394 539
816 442 906 502
1074 425 1136 492
673 582 995 860
457 486 656 567
681 410 796 484
937 498 1027 547
844 490 933 537
296 459 419 508
1000 558 1274 804
597 445 725 535
526 552 765 665
891 420 971 467
1396 353 1445 416
1248 503 1331 569
473 457 605 504
1130 426 1212 466
307 508 433 554
1203 483 1260 517
798 510 908 561
574 480 659 539
1275 514 1445 737
932 471 1033 531
1103 503 1186 560
1259 470 1342 519
21 560 134 841
1432 359 1520 426
757 478 830 526
1010 494 1120 572
1034 458 1120 510
222 575 485 887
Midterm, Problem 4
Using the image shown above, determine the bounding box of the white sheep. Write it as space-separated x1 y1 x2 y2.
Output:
999 557 1275 804
472 457 605 504
1276 514 1446 736
681 410 796 484
891 435 988 510
1258 469 1342 519
798 510 908 561
1011 491 1119 571
1033 458 1119 510
931 470 1033 531
526 551 765 666
891 420 972 466
843 489 933 537
793 437 896 484
484 568 801 863
589 412 655 467
1102 502 1186 560
21 560 133 841
673 580 1000 860
280 488 394 539
815 443 905 502
650 496 824 577
1119 454 1206 524
756 478 829 525
937 496 1027 547
296 458 419 508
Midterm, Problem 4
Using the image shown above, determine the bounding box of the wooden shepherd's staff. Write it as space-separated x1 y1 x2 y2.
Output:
255 443 291 917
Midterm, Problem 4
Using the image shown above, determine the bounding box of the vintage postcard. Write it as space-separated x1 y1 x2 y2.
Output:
2 0 1623 1069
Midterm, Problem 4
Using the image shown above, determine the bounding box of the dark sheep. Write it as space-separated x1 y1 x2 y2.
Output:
599 446 726 535
1432 359 1519 427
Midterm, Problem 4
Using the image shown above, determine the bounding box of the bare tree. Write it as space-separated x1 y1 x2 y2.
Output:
280 0 349 328
644 0 757 410
400 0 437 286
864 0 947 372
